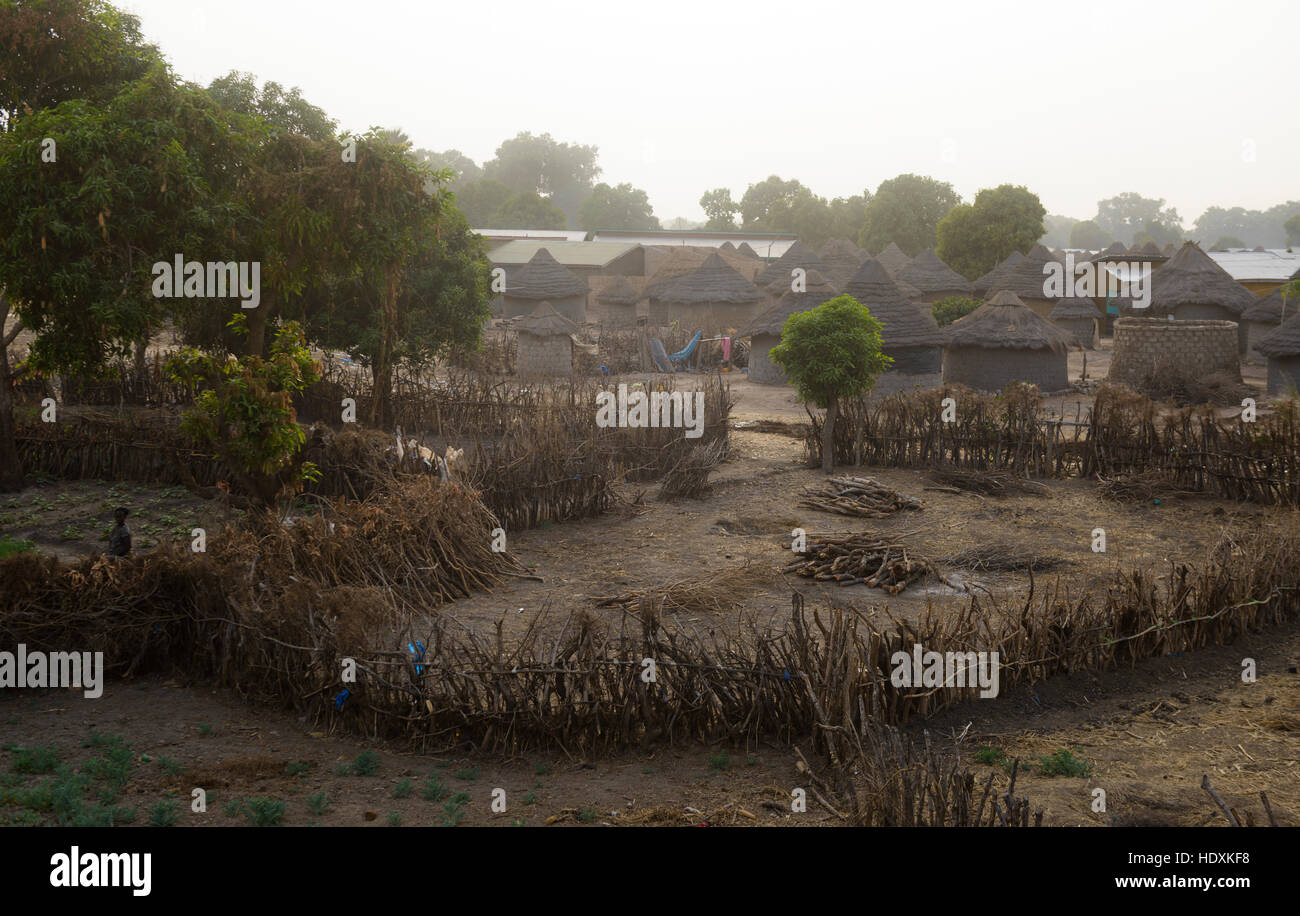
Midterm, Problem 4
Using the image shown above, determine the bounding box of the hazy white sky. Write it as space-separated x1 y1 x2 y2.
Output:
120 0 1298 226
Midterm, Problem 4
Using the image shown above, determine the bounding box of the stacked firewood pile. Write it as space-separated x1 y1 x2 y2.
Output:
799 476 923 518
782 532 932 593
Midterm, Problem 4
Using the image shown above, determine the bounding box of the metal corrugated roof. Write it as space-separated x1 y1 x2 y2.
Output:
475 229 588 242
488 239 640 267
1207 249 1300 282
591 229 796 259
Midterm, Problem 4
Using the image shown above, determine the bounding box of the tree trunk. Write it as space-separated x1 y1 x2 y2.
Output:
245 307 268 359
0 291 26 491
821 395 838 473
368 264 400 429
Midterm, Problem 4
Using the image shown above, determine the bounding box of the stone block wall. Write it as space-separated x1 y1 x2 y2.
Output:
1109 318 1240 386
517 333 572 376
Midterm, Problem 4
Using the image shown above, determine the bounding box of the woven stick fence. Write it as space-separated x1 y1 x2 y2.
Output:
805 383 1300 506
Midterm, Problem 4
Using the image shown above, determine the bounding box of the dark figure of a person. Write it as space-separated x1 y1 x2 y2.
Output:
108 508 132 558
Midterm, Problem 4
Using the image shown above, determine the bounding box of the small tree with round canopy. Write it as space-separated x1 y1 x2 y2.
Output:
770 295 892 472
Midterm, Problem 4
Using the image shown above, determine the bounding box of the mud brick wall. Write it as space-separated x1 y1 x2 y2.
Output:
1109 318 1240 386
516 333 573 376
748 334 788 385
942 347 1068 392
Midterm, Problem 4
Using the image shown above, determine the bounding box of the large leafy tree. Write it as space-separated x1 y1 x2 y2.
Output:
455 178 566 228
1286 214 1300 248
858 174 961 257
578 181 659 232
482 131 599 226
1069 219 1110 249
1092 192 1182 246
1194 202 1300 249
770 295 891 473
740 175 811 230
699 187 740 231
206 70 336 142
0 0 160 129
936 184 1045 279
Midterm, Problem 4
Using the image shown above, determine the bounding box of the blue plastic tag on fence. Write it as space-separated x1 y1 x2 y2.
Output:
408 641 426 675
334 688 350 710
783 668 790 681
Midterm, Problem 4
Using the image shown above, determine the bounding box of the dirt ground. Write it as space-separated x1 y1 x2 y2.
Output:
2 343 1296 828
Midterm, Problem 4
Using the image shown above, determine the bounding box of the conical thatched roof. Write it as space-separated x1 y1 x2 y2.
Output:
1162 243 1176 257
1243 271 1300 323
740 269 838 337
945 291 1075 352
894 277 925 300
508 248 588 300
874 242 912 277
844 259 945 348
735 242 760 259
1049 296 1102 320
991 244 1059 301
597 275 641 306
754 240 830 287
516 301 579 336
818 239 869 284
1086 241 1127 263
1149 241 1257 315
896 249 972 295
653 251 765 305
1257 311 1300 358
646 246 759 295
973 251 1026 296
719 241 737 251
1128 241 1167 260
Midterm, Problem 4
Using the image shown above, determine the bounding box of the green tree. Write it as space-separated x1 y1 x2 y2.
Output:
936 184 1045 279
827 192 871 244
1285 214 1300 247
1039 214 1078 249
578 181 660 231
206 71 335 141
492 191 567 229
0 0 161 129
1133 219 1182 248
411 148 481 184
858 174 961 257
699 187 740 231
1210 235 1247 250
1093 193 1182 246
1068 219 1110 249
167 319 320 508
740 175 812 230
482 131 600 226
769 295 892 472
931 296 983 327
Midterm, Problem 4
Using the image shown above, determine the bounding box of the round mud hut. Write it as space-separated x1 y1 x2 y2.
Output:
595 275 642 328
502 248 589 324
895 249 973 304
972 251 1025 298
649 251 766 333
1147 241 1258 353
1242 270 1298 362
1257 313 1300 395
1048 296 1103 349
739 270 838 385
818 239 869 288
942 290 1075 392
515 301 578 376
873 242 912 279
755 240 831 291
844 259 945 374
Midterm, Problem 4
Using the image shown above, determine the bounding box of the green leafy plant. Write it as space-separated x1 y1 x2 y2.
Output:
6 745 59 774
576 807 598 824
422 774 449 802
931 296 984 327
708 752 730 772
1033 748 1093 778
386 811 402 827
149 800 179 827
340 749 381 777
392 778 412 799
453 766 479 782
0 535 36 558
243 796 286 826
305 791 331 816
769 295 892 471
285 761 311 777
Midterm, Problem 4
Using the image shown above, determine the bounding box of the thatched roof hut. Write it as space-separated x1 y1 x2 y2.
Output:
942 290 1074 392
844 259 945 373
873 242 912 278
818 239 869 286
1086 241 1127 263
740 270 838 385
972 251 1025 298
1257 311 1300 393
650 251 766 331
515 301 578 376
596 275 642 328
503 248 589 323
719 241 737 251
989 244 1062 318
1149 241 1258 352
735 242 760 259
1243 270 1299 361
895 249 973 302
754 240 830 289
1048 296 1103 349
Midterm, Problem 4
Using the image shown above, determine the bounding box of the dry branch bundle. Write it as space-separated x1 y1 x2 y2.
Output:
800 476 923 517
